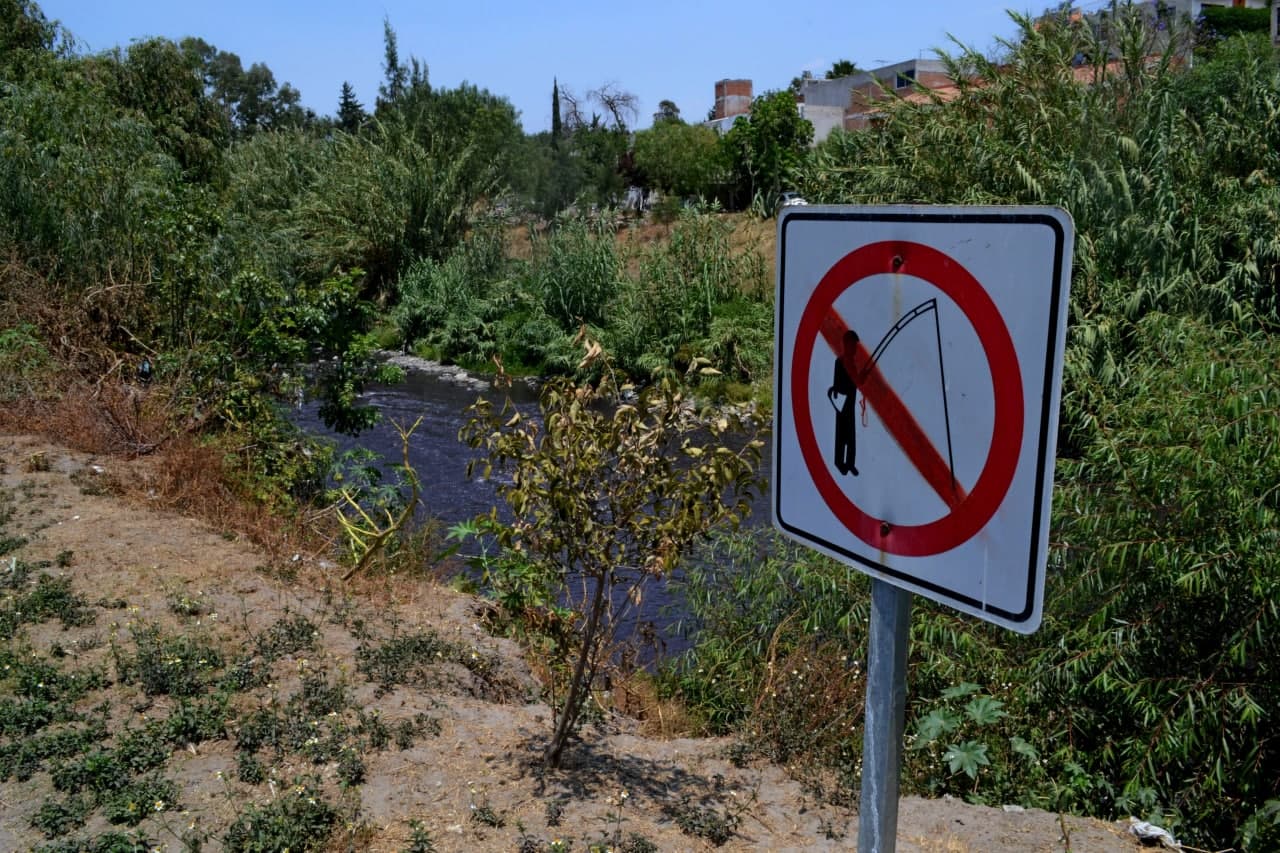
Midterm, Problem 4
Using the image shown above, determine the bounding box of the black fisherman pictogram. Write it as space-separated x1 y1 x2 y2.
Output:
828 330 861 476
825 298 959 495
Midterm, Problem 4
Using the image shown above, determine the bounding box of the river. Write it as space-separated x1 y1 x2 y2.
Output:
292 360 772 662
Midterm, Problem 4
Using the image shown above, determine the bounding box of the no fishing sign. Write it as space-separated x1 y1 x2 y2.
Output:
773 206 1073 633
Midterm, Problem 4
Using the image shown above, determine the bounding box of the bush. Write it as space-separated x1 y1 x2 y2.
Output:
526 216 621 329
223 782 337 852
1040 315 1280 845
608 210 768 380
463 359 761 767
809 18 1280 334
1199 6 1271 44
788 22 1280 843
0 323 55 402
674 317 1280 849
666 530 869 736
392 227 509 361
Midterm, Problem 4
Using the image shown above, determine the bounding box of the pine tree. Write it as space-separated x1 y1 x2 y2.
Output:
337 81 366 133
377 16 408 111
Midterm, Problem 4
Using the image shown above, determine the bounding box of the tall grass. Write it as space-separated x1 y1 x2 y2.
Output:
392 210 773 383
609 211 769 380
804 14 1280 348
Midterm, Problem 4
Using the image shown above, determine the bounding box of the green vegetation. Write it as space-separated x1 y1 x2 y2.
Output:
0 324 55 403
1199 5 1272 43
665 9 1280 851
723 89 815 211
0 532 459 850
392 209 773 385
633 121 727 201
222 780 338 852
4 0 1280 849
1 481 698 849
0 0 781 498
461 354 762 767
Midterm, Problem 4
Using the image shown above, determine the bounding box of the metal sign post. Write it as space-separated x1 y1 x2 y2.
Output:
858 579 912 853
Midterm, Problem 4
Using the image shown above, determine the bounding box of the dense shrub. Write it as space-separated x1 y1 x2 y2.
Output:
1042 315 1280 845
666 531 870 736
393 210 772 382
393 228 510 362
668 10 1280 850
609 211 769 380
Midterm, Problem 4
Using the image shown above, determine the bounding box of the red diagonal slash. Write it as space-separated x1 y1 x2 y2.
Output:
820 309 968 508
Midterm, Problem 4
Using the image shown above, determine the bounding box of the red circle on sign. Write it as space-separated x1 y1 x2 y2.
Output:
791 240 1023 557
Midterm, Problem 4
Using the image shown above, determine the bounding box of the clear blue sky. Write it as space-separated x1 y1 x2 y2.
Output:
39 1 1040 132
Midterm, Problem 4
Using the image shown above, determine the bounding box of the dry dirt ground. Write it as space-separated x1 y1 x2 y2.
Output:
0 434 1148 852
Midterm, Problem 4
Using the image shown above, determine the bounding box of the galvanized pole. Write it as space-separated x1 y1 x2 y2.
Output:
858 578 913 853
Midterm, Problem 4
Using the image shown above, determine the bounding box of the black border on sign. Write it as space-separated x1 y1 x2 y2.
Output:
773 209 1068 626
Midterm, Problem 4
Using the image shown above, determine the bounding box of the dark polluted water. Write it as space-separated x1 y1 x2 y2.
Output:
291 366 773 664
293 366 540 525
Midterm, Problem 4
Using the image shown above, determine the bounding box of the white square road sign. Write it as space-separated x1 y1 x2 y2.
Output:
773 206 1074 633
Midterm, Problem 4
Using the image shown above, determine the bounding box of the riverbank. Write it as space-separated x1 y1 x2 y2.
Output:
0 434 1146 851
375 348 767 430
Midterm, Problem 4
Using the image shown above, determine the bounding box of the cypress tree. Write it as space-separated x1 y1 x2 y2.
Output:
551 77 562 148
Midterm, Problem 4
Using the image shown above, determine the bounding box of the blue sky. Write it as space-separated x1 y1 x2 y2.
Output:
39 1 1040 132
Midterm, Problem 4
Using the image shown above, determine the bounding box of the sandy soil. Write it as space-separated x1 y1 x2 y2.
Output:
0 434 1148 852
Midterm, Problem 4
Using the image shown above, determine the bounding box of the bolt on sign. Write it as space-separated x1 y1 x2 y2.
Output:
773 206 1074 633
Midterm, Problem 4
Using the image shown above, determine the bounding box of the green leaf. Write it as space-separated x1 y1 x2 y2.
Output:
964 695 1007 726
1010 736 1039 762
940 682 982 701
912 709 961 747
943 740 990 779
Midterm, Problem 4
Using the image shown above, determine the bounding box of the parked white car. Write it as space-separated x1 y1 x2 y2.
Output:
778 191 808 211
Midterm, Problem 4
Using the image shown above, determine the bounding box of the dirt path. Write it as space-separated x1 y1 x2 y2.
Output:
0 435 1145 852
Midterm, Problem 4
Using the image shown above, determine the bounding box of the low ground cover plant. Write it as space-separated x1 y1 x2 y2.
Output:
0 504 457 851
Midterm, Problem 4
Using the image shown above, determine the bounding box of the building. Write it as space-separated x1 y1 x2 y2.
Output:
841 59 955 132
797 76 859 143
699 61 962 144
794 60 961 141
721 1 1274 145
705 78 752 133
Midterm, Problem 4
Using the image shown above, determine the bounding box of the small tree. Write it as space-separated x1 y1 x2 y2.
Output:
337 81 367 134
722 89 813 209
462 342 761 767
826 59 860 79
633 120 725 199
377 15 409 113
654 98 682 124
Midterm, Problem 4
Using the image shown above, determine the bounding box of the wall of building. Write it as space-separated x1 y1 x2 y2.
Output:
842 59 955 130
704 58 961 139
799 103 845 144
713 79 753 120
704 114 748 134
867 59 950 90
801 74 874 108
